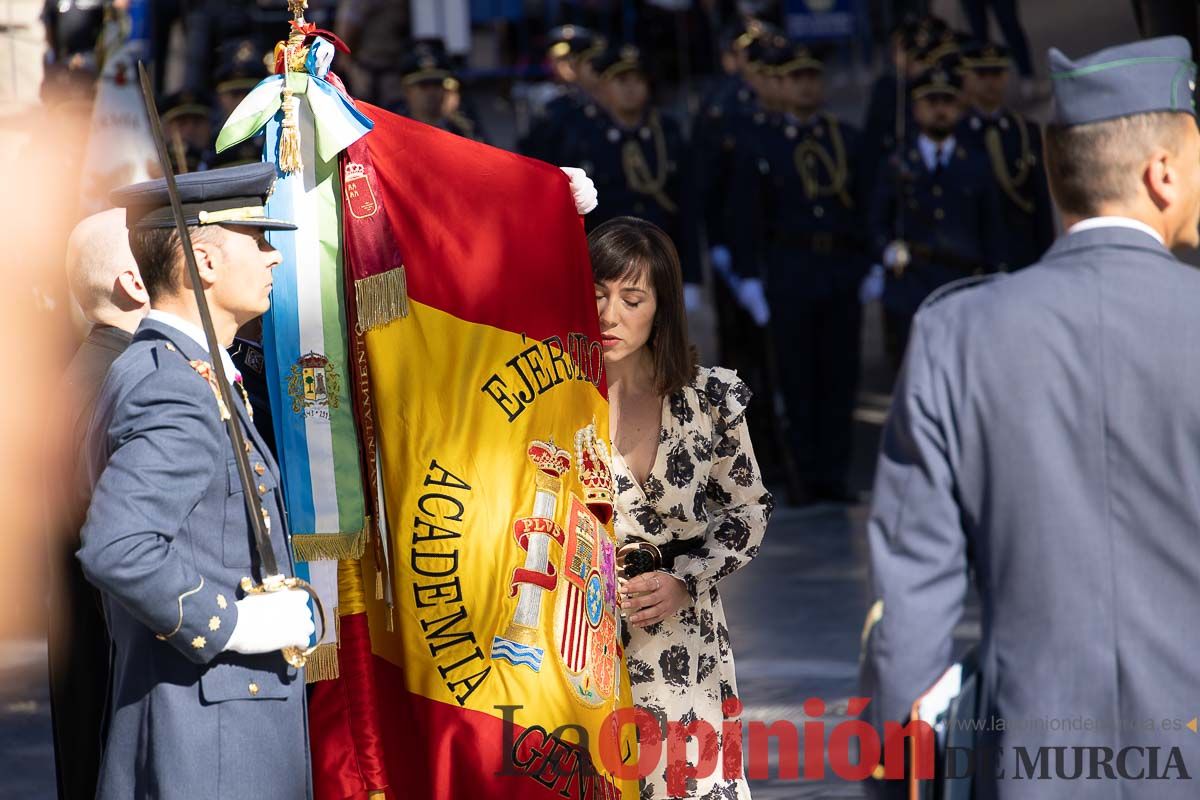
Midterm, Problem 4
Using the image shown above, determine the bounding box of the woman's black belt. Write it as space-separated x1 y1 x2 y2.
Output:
619 537 706 579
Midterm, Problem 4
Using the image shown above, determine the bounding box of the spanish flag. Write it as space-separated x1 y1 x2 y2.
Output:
310 103 639 800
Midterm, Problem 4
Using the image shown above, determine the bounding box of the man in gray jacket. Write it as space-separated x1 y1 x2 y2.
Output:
861 36 1200 799
80 162 315 800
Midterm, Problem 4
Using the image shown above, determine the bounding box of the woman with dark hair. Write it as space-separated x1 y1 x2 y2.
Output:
591 216 772 799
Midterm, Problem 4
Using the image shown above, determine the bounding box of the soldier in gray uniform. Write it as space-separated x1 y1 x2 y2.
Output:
861 37 1200 798
80 163 316 800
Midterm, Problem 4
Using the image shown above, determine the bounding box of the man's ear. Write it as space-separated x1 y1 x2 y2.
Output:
114 268 149 308
1144 147 1176 211
190 236 222 288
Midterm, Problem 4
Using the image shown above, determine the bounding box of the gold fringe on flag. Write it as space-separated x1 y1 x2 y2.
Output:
290 517 369 562
303 641 340 683
355 266 410 332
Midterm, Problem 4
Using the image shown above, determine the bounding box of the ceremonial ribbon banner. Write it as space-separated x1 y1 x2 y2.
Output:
216 43 374 681
311 104 639 800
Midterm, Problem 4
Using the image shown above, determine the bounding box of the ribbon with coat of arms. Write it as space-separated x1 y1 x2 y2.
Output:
215 35 373 681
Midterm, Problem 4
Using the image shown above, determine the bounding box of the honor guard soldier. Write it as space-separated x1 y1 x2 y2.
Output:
519 25 606 163
862 37 1200 799
869 66 1005 371
391 41 480 141
211 38 270 169
958 41 1055 269
80 163 315 800
560 44 698 284
861 14 950 196
731 43 870 503
692 20 776 349
160 89 215 173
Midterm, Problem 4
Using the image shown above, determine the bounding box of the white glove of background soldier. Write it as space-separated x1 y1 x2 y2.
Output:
560 167 598 215
737 277 770 327
223 588 315 655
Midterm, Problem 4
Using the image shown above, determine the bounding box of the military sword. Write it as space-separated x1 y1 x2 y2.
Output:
136 62 325 668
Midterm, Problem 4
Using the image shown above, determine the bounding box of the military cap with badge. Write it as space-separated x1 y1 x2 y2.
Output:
112 161 297 231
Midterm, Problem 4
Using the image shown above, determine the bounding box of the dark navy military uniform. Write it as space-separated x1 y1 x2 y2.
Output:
521 86 598 163
564 107 692 272
562 44 698 279
955 42 1055 271
733 107 870 498
958 106 1054 269
862 37 1200 800
79 164 310 800
519 25 605 164
870 67 1007 371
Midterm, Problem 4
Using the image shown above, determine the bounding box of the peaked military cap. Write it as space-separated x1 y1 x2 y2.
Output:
744 32 790 73
400 40 452 85
111 162 296 231
593 43 645 80
911 66 962 100
893 14 949 55
546 25 597 59
214 38 269 93
961 40 1012 71
776 42 824 75
160 89 211 124
1049 36 1197 126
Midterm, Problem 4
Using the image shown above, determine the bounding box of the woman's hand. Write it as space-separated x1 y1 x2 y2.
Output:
619 571 689 628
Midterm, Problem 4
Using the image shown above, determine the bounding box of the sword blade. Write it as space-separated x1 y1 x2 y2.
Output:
136 61 280 579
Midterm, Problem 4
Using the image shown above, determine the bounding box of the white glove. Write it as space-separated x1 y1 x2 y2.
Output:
859 263 886 304
683 283 703 314
737 278 770 327
709 244 733 279
560 166 598 215
223 588 315 655
882 240 911 271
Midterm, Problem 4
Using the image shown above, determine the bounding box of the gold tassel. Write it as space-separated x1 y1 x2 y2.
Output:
355 266 409 332
385 604 395 632
375 566 385 600
303 641 340 683
278 85 303 175
291 518 369 562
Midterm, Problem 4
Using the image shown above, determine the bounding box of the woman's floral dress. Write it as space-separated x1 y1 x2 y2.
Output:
611 366 773 799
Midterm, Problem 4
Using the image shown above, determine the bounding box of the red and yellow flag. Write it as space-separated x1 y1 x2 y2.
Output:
310 104 639 800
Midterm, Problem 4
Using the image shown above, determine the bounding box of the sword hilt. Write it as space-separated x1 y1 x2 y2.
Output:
239 575 328 669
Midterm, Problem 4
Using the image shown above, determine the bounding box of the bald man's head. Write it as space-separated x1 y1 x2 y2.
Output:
66 209 149 332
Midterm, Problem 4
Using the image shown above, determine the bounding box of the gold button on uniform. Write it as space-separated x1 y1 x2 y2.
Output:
254 463 266 476
258 483 268 495
248 682 260 696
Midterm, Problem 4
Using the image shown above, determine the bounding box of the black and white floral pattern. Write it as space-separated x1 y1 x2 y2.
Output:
612 366 772 799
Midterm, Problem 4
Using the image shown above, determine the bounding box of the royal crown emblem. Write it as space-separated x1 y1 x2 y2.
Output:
529 439 572 477
575 422 613 524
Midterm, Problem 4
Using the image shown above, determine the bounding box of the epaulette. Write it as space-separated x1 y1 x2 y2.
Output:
919 273 1004 310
